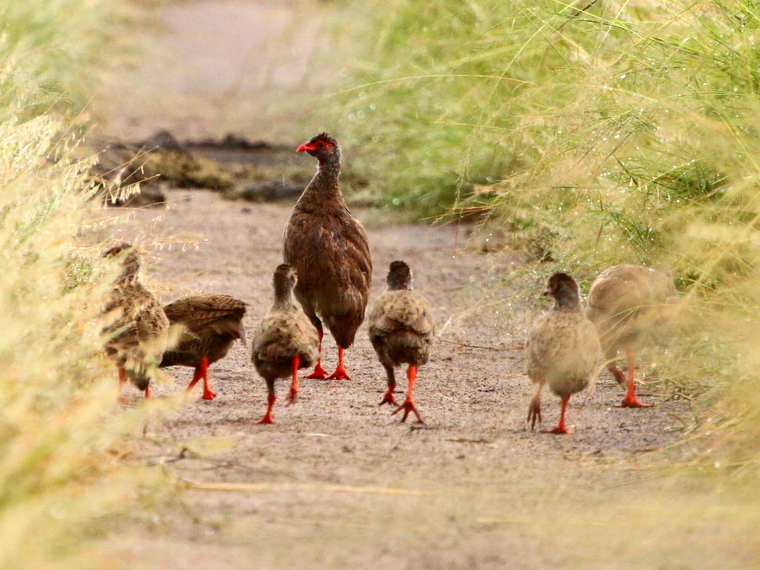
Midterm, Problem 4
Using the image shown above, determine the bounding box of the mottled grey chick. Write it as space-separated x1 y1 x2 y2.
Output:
160 294 247 400
526 272 601 434
368 261 435 423
586 264 677 408
101 243 169 398
251 264 319 423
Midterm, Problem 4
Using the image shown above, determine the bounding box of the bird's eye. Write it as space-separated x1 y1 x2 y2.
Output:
317 142 325 148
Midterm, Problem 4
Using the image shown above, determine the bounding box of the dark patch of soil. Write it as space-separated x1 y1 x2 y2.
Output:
88 131 367 207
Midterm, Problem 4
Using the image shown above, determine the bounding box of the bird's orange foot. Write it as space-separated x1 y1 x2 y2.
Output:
286 388 298 406
545 426 572 435
327 365 352 380
257 413 273 424
616 395 652 408
379 388 397 406
391 400 423 423
201 388 216 401
306 362 328 379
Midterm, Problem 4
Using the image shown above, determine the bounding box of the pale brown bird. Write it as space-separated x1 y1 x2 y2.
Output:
160 294 247 400
368 261 435 423
251 264 320 424
586 264 677 408
101 243 169 398
526 272 601 434
283 132 372 381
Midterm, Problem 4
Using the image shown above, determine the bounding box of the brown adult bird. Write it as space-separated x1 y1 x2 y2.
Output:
160 294 247 400
526 272 601 434
283 132 372 381
586 264 677 408
368 261 435 423
101 243 169 398
251 264 320 424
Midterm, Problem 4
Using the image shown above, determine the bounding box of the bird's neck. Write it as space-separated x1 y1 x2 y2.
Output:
553 292 581 311
115 268 140 287
388 279 412 291
272 288 294 312
298 159 343 204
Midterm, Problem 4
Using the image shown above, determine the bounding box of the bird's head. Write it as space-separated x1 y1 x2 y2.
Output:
544 272 580 309
387 260 412 290
296 132 340 164
101 242 141 283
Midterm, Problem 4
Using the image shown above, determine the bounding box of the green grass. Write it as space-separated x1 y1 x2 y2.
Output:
335 0 760 470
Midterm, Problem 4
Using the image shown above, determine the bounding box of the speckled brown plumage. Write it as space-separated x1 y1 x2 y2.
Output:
282 133 372 380
586 264 678 408
525 273 601 434
368 261 435 422
101 243 169 397
251 264 320 423
160 294 247 400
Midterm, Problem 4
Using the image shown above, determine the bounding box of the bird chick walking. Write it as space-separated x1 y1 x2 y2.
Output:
251 264 319 424
101 243 169 399
368 261 435 423
586 264 677 408
526 272 601 434
160 294 247 400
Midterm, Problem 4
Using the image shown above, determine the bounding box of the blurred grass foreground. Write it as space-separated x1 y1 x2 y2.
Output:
0 0 147 567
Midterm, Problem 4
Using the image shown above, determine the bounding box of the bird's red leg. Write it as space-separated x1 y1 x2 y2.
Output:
547 395 571 434
144 385 151 398
327 347 352 380
380 383 397 406
379 365 397 405
184 363 203 393
617 348 652 408
608 365 627 389
392 365 423 423
287 354 300 406
258 394 276 424
117 367 127 402
199 356 216 400
306 330 328 379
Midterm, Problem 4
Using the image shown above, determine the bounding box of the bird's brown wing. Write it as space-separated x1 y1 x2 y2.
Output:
252 311 319 364
164 294 247 340
369 290 435 340
284 208 372 346
526 311 601 389
586 265 677 354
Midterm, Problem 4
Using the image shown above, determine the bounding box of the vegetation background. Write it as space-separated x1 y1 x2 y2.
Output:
2 0 760 566
334 0 760 468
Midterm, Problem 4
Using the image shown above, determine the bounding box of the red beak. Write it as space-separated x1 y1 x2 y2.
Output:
296 142 314 153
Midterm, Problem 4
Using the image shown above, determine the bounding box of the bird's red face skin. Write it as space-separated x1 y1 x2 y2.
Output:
296 139 334 153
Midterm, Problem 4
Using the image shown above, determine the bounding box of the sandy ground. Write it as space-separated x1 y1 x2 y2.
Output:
88 1 760 568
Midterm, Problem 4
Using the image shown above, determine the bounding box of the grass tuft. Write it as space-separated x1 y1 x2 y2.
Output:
336 0 760 477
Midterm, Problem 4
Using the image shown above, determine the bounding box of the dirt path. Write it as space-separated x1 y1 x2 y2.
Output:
95 0 335 141
90 190 702 568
